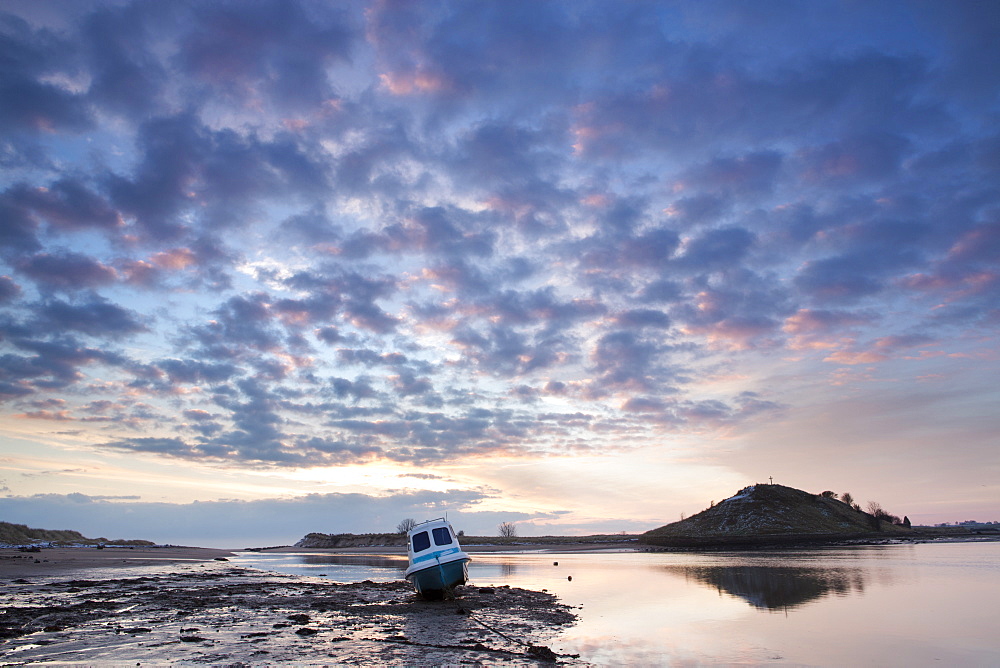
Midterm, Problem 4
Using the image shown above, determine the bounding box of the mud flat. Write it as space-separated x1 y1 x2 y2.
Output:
1 555 577 665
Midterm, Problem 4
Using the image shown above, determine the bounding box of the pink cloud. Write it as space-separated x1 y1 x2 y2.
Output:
901 269 999 297
15 409 73 421
683 318 779 351
946 222 1000 264
152 248 198 270
620 396 668 413
823 350 887 365
378 70 449 95
783 308 869 335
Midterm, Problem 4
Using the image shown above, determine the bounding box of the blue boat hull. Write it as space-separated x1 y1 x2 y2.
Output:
405 557 470 598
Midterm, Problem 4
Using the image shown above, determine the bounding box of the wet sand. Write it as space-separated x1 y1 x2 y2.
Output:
1 548 577 665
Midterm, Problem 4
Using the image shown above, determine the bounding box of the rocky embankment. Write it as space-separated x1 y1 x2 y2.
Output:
294 532 407 548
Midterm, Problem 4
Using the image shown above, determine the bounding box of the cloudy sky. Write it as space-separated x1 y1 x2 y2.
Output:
1 0 998 547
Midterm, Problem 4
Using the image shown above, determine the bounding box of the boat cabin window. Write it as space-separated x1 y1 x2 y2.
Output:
412 531 431 552
432 526 453 546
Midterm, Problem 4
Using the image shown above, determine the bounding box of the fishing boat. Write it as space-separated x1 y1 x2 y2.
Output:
404 518 471 598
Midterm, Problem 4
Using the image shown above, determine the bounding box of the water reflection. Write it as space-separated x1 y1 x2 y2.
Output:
300 554 406 571
231 552 409 582
231 543 1000 665
499 561 518 577
667 564 867 610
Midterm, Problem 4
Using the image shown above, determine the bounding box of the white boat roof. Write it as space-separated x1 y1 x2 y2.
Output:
407 517 452 535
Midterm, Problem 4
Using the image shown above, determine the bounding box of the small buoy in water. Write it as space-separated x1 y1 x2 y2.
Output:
567 575 572 581
553 561 558 566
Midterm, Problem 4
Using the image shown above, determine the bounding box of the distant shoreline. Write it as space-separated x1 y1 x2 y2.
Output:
4 529 995 579
252 541 639 555
638 531 1000 550
263 529 1000 555
0 542 642 578
0 545 234 578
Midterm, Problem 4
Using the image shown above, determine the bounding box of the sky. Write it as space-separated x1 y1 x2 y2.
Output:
1 0 998 548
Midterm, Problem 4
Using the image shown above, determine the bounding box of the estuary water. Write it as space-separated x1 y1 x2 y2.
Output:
230 540 1000 666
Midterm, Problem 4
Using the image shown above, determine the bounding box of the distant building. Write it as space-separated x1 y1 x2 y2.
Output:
933 520 998 528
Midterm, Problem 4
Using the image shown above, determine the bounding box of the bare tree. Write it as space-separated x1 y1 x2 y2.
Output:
864 501 885 530
396 518 417 534
498 522 517 538
865 501 903 526
841 492 854 507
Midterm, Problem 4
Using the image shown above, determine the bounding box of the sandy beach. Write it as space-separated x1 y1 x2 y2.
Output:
1 546 577 665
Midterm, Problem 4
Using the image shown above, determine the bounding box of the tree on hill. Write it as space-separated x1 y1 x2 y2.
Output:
841 492 854 506
498 522 517 538
866 501 903 526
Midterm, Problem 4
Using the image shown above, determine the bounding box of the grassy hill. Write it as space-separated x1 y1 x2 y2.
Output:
0 521 153 546
640 484 911 548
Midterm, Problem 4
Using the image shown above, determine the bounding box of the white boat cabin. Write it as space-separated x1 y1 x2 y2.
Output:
407 518 462 560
